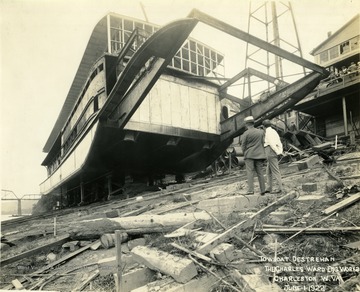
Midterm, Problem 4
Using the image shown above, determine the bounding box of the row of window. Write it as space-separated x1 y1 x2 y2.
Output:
318 35 359 65
108 15 225 77
62 62 104 142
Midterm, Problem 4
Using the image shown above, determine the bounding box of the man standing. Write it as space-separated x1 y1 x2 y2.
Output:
262 119 283 194
241 116 267 195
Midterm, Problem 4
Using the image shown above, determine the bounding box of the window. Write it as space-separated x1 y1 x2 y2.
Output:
319 51 329 63
107 15 225 77
350 36 359 50
329 47 338 59
340 41 350 54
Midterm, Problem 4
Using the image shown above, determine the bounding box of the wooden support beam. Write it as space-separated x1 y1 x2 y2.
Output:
196 191 297 254
115 230 123 292
322 193 360 215
69 212 212 239
131 245 198 283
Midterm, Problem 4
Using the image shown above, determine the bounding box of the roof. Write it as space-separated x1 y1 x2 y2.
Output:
310 13 359 55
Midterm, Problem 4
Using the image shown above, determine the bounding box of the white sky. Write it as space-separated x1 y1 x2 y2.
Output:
1 0 359 199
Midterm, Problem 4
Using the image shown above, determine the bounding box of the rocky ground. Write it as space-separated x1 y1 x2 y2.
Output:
1 151 360 292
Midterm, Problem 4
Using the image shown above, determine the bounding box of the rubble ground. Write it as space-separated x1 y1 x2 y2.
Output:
1 151 360 292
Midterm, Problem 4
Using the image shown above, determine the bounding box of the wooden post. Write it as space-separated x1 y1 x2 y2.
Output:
115 230 122 292
17 199 22 216
107 175 112 200
54 216 57 237
228 150 232 174
80 181 85 204
342 96 348 136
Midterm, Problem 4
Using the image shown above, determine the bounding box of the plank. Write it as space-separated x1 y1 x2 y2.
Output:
322 193 360 215
196 191 297 254
1 235 70 266
74 269 99 291
170 242 214 263
255 226 360 234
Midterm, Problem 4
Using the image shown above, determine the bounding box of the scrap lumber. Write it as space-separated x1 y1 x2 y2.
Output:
131 245 198 283
340 174 360 180
11 279 24 290
70 211 212 238
280 213 335 245
0 234 70 266
74 269 99 291
209 243 235 263
331 274 360 292
115 267 156 292
4 240 99 290
196 191 297 254
189 255 241 292
343 240 360 250
230 270 283 292
132 274 221 292
322 164 345 187
322 193 360 215
119 204 155 217
255 226 360 234
98 254 137 276
170 242 214 263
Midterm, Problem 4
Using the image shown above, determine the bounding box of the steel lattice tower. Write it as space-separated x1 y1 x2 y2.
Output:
242 1 306 101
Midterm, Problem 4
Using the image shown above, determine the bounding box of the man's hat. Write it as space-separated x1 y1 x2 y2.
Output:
262 119 272 127
244 116 254 123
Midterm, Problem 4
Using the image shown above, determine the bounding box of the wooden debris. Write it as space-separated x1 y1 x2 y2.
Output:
170 242 214 263
322 193 360 215
280 213 335 245
119 204 155 217
343 240 360 250
90 241 102 250
322 163 345 187
62 240 79 251
131 245 198 283
98 254 137 276
255 226 360 234
116 267 156 292
196 191 297 254
70 211 212 238
127 237 146 250
164 220 198 238
1 235 70 266
231 270 283 292
209 243 235 263
115 230 123 292
189 255 241 292
74 269 99 291
11 279 24 290
3 239 94 292
100 232 128 249
340 174 360 180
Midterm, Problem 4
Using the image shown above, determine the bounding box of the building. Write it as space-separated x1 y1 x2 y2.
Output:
293 14 360 140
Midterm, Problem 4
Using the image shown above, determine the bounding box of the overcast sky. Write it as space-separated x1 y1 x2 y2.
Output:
1 0 359 201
